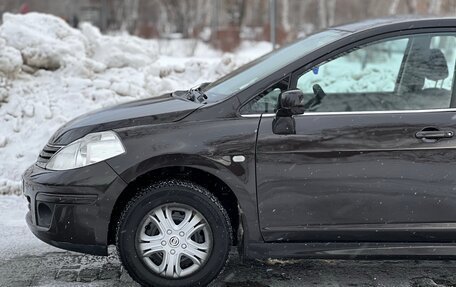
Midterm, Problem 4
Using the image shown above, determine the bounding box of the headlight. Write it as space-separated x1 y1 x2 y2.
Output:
46 131 125 170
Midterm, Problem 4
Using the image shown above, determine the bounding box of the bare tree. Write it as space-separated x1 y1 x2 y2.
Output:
405 0 419 13
110 0 140 33
318 0 328 28
318 0 337 29
327 0 337 27
428 0 443 14
281 0 291 33
389 0 401 14
3 0 455 47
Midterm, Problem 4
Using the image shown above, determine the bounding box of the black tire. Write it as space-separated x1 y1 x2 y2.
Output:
116 180 232 287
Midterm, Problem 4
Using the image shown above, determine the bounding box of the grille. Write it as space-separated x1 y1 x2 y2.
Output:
36 144 63 168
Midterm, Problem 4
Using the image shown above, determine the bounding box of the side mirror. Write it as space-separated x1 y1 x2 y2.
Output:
277 89 305 116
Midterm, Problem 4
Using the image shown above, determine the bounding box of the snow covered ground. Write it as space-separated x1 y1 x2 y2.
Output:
0 12 271 195
0 195 58 260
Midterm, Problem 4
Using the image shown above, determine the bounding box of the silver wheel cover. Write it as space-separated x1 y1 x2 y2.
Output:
136 203 213 278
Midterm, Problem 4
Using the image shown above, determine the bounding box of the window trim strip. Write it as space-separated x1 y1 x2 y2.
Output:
241 108 456 118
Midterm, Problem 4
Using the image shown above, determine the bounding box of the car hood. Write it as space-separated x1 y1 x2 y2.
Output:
48 93 202 145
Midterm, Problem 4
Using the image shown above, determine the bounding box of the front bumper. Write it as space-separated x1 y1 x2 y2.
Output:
22 162 127 256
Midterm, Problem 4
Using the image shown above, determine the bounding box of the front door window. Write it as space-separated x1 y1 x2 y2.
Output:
296 33 456 112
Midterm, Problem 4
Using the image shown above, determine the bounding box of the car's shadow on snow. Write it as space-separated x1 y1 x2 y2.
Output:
2 248 456 287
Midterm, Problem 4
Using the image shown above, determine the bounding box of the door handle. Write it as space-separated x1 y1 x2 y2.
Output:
415 130 454 139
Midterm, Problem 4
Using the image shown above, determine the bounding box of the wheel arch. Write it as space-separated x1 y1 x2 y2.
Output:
108 166 243 247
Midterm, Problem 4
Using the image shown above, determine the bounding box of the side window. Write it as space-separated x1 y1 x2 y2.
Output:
240 76 290 114
296 33 455 113
298 38 408 95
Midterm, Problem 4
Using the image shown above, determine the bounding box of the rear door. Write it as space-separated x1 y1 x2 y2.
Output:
254 31 456 242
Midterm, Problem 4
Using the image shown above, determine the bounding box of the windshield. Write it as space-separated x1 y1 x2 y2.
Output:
204 29 349 101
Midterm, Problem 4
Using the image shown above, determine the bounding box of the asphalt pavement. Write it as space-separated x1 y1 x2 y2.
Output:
2 247 456 287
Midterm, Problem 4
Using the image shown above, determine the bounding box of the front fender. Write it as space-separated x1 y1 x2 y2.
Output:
107 117 263 242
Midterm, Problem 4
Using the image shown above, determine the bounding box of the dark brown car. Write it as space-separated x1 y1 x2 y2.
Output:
23 17 456 286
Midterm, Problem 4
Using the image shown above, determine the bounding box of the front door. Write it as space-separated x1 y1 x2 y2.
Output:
254 32 456 242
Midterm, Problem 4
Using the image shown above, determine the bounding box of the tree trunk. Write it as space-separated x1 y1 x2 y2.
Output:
405 0 418 13
389 0 401 15
281 0 290 32
318 0 328 29
120 0 139 33
327 0 337 27
428 0 443 14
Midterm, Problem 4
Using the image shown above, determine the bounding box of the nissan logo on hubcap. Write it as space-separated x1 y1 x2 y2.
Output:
169 236 179 247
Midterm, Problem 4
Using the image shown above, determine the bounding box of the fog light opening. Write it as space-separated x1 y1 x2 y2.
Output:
37 202 52 227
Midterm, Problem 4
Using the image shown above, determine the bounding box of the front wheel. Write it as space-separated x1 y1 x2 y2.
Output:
116 180 232 287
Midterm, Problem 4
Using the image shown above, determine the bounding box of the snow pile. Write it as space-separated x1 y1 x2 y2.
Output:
0 38 22 76
0 13 87 71
81 23 159 70
0 12 271 195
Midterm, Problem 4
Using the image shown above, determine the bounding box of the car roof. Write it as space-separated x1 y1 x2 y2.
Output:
331 16 456 33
